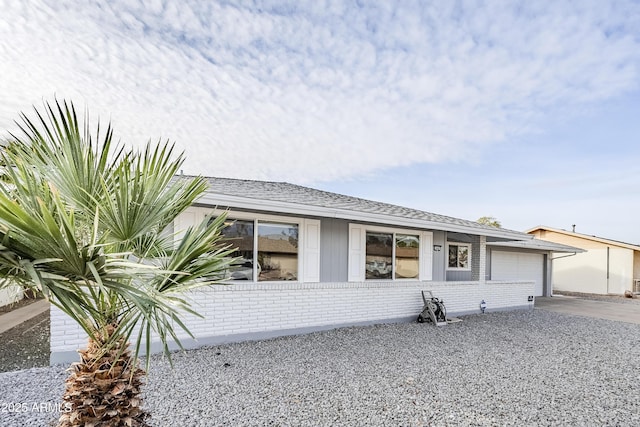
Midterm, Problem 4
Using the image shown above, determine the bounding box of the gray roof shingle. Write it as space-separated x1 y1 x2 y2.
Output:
182 176 531 241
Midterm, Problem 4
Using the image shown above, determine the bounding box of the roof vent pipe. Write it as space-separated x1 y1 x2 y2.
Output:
572 224 576 232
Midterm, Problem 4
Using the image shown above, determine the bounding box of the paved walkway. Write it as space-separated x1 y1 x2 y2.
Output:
0 299 50 335
535 295 640 325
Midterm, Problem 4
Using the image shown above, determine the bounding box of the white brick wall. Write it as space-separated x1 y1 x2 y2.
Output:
50 280 535 363
0 283 23 308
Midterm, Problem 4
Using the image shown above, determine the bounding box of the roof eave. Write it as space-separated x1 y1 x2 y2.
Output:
527 226 640 251
199 193 532 241
487 241 585 253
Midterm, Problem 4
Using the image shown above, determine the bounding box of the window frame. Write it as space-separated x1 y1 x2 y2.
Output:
394 233 421 280
350 224 433 282
446 242 472 271
216 211 305 283
256 220 300 282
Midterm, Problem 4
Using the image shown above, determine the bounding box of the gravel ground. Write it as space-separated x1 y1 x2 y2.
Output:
1 308 639 427
0 311 50 373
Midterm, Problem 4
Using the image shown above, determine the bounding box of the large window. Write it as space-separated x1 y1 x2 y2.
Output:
395 234 419 279
365 231 420 280
220 219 298 281
365 232 393 279
258 222 298 281
220 219 255 280
448 243 470 270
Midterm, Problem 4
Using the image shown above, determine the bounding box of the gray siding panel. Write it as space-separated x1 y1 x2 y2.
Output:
432 230 446 281
445 231 474 281
485 249 492 280
319 218 349 282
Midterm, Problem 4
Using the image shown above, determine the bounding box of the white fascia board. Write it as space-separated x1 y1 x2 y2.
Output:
488 240 585 253
197 193 532 242
527 226 640 251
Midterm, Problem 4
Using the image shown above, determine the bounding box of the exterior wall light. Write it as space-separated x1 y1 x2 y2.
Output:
480 300 487 314
433 245 442 251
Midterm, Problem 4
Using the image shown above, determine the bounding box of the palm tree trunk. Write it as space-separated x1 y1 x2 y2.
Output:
57 324 149 427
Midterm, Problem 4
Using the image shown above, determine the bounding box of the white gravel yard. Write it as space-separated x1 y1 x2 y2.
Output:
1 308 639 426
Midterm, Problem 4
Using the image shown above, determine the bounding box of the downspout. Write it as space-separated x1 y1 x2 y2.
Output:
549 252 579 297
550 252 579 261
606 246 610 294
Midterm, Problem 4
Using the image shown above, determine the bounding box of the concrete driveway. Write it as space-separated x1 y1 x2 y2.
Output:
535 295 640 325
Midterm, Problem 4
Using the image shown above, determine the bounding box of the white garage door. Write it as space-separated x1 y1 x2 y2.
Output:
492 251 544 296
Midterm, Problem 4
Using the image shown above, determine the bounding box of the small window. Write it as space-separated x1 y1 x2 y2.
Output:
448 244 470 270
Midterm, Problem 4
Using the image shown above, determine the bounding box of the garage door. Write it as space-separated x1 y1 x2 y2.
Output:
492 251 544 296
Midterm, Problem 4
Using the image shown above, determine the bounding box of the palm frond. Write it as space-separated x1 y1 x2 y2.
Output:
0 99 235 374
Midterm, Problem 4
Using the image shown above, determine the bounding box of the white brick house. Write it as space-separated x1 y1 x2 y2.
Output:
50 177 578 364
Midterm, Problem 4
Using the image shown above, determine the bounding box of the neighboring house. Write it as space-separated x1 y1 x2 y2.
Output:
49 177 579 364
527 226 640 295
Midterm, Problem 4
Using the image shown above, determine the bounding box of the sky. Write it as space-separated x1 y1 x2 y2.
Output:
1 0 640 243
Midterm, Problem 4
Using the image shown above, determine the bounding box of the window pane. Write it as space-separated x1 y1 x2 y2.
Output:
221 220 255 280
448 245 458 268
365 232 393 279
395 234 419 279
458 246 469 268
258 222 298 281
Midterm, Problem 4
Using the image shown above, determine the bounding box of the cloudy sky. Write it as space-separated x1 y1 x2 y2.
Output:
1 1 640 242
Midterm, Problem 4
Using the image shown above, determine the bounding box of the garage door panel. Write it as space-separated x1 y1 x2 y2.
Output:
492 251 544 296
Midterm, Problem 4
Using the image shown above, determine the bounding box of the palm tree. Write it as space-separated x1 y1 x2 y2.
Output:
0 100 234 426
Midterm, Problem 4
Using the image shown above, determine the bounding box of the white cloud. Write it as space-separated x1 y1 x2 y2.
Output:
1 0 639 183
